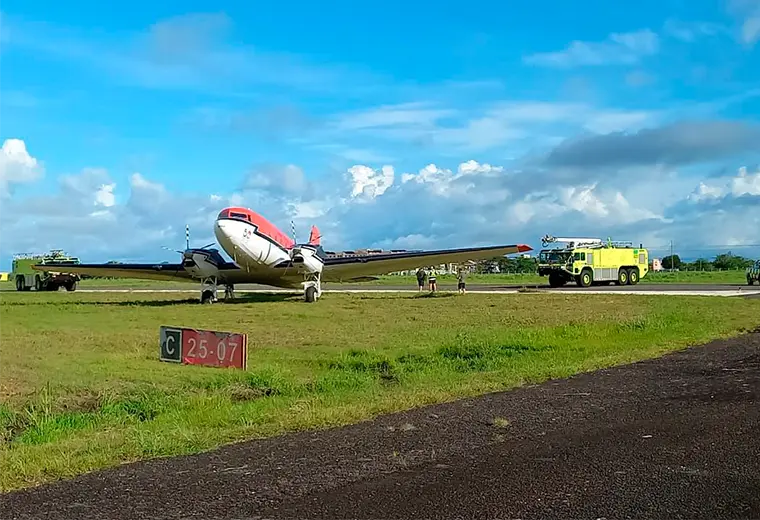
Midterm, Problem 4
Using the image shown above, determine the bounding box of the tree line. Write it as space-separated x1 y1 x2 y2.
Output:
659 252 756 271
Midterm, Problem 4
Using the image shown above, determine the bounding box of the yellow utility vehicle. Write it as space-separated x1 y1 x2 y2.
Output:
537 235 649 287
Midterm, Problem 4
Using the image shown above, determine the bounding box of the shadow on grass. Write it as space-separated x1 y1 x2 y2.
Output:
413 292 458 299
62 293 302 307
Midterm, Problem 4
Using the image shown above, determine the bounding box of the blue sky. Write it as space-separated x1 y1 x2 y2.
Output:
1 0 759 270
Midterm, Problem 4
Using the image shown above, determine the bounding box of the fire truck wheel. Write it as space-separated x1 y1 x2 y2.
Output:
579 269 592 287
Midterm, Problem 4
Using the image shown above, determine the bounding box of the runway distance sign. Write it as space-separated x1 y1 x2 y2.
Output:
159 326 247 370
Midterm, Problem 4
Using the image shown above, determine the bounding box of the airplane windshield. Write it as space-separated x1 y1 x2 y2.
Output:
217 209 251 223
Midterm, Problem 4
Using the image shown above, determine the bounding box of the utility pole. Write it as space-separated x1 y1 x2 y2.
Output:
670 240 673 270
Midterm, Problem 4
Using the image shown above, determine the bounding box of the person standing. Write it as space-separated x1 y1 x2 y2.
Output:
416 268 427 292
428 266 437 292
457 267 466 294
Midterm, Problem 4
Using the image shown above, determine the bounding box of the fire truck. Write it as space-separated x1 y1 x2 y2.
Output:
537 235 649 287
11 249 81 291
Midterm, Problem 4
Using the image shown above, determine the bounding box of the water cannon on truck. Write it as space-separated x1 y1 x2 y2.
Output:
11 249 81 291
537 235 649 288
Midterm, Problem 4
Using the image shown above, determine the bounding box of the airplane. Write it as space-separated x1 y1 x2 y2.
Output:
32 206 533 303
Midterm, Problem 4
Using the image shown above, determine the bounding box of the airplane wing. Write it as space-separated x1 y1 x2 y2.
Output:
321 244 532 282
31 262 198 283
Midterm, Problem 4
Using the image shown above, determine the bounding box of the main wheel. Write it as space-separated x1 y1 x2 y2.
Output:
201 290 215 304
305 286 317 303
16 276 24 291
578 269 592 287
628 267 639 285
749 276 755 286
616 268 628 286
65 281 77 292
35 275 43 291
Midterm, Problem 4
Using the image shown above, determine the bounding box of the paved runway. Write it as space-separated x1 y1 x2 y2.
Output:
3 331 758 519
76 282 760 297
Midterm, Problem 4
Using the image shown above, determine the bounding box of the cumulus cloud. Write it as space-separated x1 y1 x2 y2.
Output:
347 164 394 200
2 135 758 265
0 139 43 196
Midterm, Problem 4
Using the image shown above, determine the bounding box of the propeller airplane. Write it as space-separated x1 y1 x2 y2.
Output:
32 206 532 303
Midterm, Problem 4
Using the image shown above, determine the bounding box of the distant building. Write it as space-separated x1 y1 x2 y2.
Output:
651 258 663 271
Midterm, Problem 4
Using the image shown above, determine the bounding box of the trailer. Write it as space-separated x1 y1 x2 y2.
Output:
747 260 760 285
537 235 649 287
12 250 81 291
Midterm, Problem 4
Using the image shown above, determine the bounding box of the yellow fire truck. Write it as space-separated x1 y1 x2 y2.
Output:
537 235 649 287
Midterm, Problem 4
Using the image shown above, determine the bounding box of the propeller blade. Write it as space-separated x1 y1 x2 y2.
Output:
199 243 215 250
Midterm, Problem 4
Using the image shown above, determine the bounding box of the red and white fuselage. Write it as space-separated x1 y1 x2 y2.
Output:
213 207 323 287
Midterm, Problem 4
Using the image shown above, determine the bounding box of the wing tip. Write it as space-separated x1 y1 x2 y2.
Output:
517 244 533 253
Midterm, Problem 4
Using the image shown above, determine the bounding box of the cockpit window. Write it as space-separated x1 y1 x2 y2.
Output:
217 209 252 222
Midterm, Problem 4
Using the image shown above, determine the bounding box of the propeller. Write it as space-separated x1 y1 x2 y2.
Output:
161 225 216 256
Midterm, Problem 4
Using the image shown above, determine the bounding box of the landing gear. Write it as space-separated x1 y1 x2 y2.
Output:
303 273 322 303
200 276 219 304
224 284 235 301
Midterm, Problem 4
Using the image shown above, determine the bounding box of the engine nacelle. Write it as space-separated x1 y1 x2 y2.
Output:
290 246 324 274
182 249 223 279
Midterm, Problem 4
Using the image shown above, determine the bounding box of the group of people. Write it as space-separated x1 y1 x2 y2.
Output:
415 266 467 294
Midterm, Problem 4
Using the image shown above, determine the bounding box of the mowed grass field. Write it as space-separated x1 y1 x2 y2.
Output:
0 268 749 292
1 290 759 492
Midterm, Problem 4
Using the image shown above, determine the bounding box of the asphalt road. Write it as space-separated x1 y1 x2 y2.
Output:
3 331 759 520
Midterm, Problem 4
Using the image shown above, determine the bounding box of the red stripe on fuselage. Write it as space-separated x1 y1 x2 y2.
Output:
217 207 295 250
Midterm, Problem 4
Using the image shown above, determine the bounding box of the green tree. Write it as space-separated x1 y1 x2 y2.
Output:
661 254 681 269
713 252 752 270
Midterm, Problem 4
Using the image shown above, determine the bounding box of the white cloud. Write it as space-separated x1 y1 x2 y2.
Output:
0 139 43 196
333 102 455 132
94 183 116 207
321 100 659 154
2 139 758 265
348 164 395 200
523 29 659 68
690 166 760 199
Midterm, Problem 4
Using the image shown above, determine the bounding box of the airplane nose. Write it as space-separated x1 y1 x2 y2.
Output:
213 219 228 240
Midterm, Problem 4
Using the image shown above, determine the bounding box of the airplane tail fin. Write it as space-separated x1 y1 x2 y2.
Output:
308 225 321 246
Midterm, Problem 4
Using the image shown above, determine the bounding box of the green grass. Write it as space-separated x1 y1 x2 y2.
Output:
1 290 759 492
0 268 749 292
363 269 749 286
